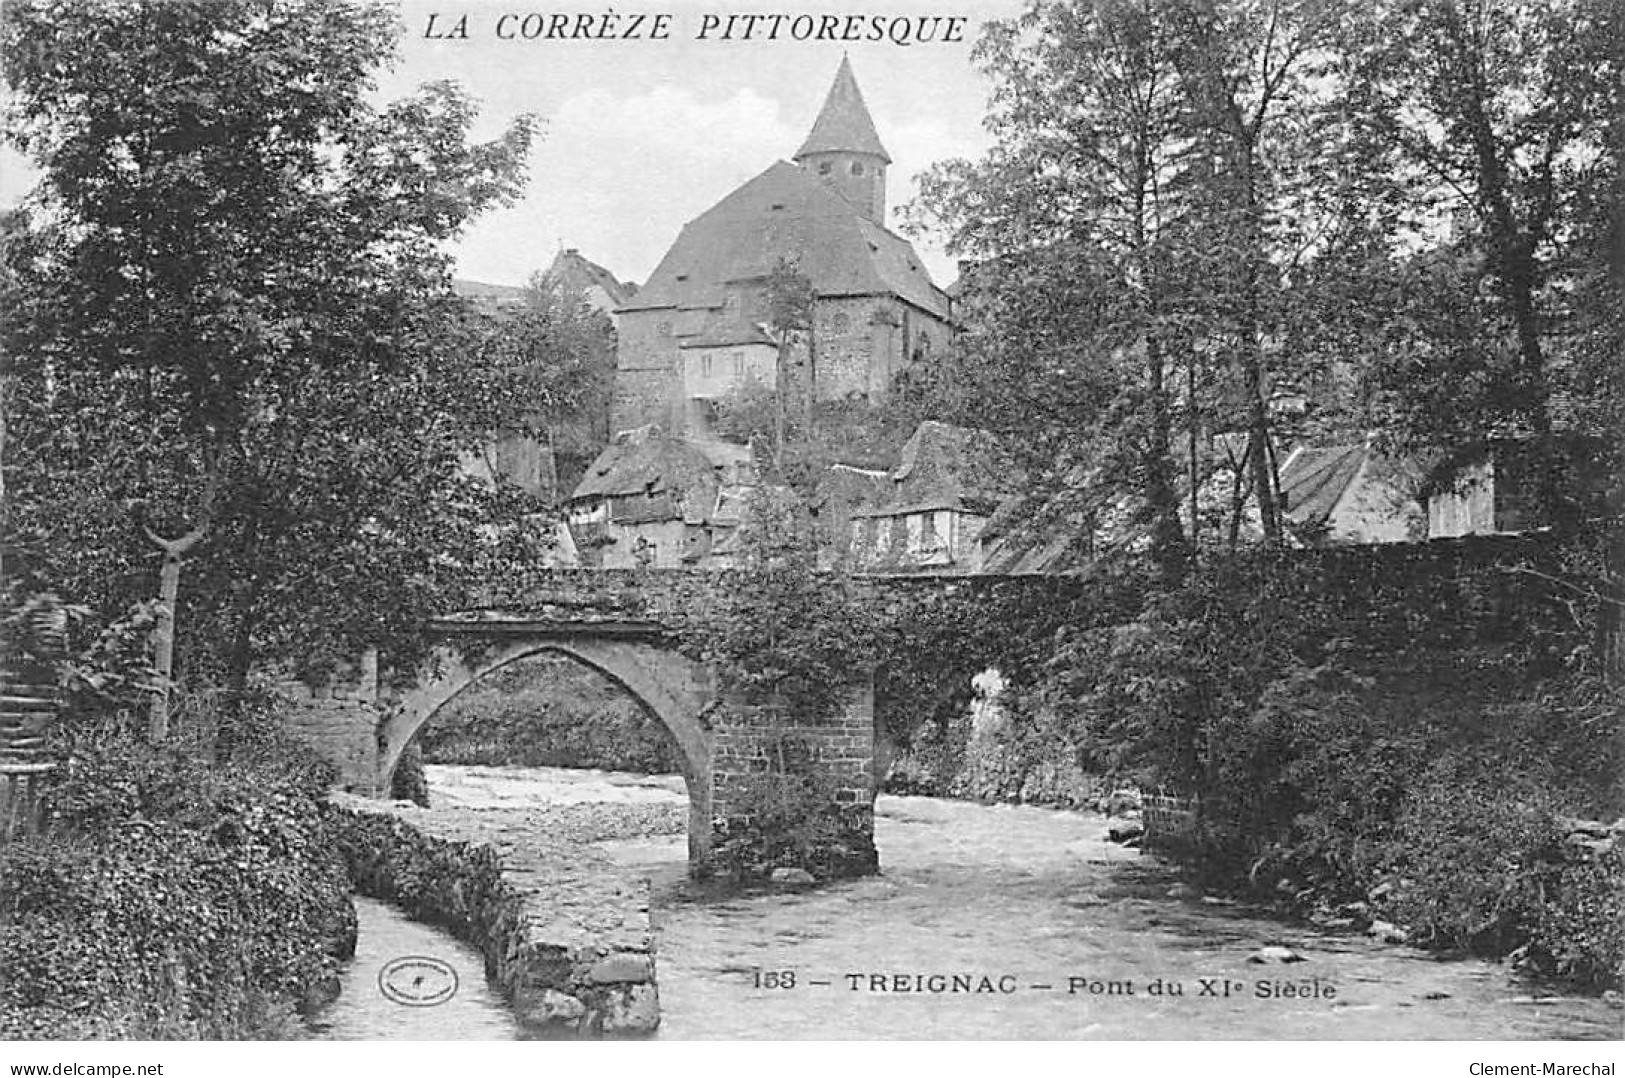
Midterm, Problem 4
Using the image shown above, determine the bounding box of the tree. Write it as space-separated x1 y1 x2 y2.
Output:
764 258 816 473
1 0 535 733
910 0 1203 570
1346 0 1621 512
468 272 619 500
1168 0 1346 546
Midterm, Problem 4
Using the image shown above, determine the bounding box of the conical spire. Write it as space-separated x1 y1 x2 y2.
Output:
794 56 891 164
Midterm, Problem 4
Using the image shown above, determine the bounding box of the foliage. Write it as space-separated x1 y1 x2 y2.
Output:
1345 0 1622 463
335 811 515 944
0 0 539 718
0 724 354 1039
706 732 876 882
999 533 1621 986
907 0 1619 564
418 653 680 774
471 271 620 498
713 382 916 489
677 485 874 720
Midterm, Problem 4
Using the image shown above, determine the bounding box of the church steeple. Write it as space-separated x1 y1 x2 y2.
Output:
794 57 890 224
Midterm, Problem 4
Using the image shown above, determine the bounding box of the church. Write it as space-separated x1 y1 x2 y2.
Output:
610 57 954 438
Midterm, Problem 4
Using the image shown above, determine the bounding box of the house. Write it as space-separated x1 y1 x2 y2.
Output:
1425 437 1615 538
542 248 638 323
611 58 953 439
812 462 891 566
846 421 1019 574
1277 444 1425 546
566 427 751 568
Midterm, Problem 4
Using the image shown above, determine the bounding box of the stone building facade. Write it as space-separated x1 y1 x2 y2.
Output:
609 58 952 438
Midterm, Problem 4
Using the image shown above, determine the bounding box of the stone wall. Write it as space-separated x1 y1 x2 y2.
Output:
279 649 381 793
610 307 680 433
612 292 952 435
332 798 659 1038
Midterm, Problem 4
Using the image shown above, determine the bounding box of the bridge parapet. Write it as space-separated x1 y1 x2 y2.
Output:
467 565 1105 631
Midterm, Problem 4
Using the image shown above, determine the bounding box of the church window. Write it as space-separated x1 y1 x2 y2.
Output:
851 161 865 176
730 351 743 375
701 354 713 377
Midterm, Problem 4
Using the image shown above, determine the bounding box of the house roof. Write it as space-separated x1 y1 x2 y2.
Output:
545 249 637 307
570 428 721 522
453 278 528 307
794 56 891 163
1279 445 1368 530
976 462 1104 574
618 161 949 319
980 498 1098 574
852 421 1019 518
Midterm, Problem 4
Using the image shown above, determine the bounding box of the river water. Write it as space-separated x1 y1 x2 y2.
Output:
317 764 1622 1041
308 896 519 1040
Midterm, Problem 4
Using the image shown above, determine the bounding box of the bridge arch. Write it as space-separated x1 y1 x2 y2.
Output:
378 635 717 863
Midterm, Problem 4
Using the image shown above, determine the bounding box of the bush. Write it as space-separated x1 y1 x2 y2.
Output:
998 534 1623 990
419 654 680 773
1377 773 1623 988
707 735 876 881
1529 842 1625 989
0 728 356 1039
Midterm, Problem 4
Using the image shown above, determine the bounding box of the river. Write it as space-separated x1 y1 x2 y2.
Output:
318 764 1622 1040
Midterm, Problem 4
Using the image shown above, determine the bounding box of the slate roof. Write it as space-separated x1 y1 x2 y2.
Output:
979 492 1098 575
619 161 949 319
975 460 1104 574
1278 443 1431 544
1279 445 1368 530
570 428 722 523
794 56 891 163
853 421 1019 518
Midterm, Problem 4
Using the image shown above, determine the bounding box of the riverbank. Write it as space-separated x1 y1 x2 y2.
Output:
330 765 681 1037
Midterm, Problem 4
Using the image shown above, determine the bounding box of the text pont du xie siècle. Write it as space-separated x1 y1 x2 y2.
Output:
423 10 970 45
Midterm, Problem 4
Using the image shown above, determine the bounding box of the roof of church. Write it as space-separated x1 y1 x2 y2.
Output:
795 56 891 163
619 161 948 318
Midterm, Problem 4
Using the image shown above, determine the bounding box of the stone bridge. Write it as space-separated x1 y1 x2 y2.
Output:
285 568 949 876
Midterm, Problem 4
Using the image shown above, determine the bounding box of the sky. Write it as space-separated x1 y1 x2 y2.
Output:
1 0 1024 290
